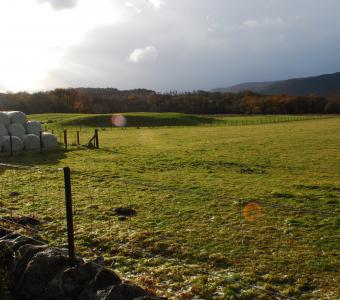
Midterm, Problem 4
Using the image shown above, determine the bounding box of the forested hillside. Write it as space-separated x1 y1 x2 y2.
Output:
0 88 339 114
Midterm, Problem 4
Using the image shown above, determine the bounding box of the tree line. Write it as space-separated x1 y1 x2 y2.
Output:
0 88 339 114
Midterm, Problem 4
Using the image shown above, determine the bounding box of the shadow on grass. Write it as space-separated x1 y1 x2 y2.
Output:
61 113 223 128
0 146 66 168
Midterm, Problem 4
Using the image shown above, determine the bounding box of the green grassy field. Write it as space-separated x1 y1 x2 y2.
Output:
30 112 333 129
1 113 339 299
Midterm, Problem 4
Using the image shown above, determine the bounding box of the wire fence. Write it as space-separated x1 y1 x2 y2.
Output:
0 163 339 299
0 164 65 245
49 128 99 150
217 114 335 126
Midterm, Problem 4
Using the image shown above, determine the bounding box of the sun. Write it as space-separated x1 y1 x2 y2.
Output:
0 0 122 92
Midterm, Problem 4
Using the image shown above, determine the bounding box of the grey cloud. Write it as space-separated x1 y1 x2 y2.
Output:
44 0 340 91
38 0 78 10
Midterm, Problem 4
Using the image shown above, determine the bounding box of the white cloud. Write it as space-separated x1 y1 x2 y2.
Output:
125 1 142 14
147 0 165 9
242 17 284 28
242 19 258 27
38 0 79 10
128 46 158 63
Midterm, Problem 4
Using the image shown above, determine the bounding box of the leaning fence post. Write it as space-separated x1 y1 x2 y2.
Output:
95 129 99 149
63 130 68 151
63 167 76 267
9 135 13 157
76 131 80 145
39 131 43 154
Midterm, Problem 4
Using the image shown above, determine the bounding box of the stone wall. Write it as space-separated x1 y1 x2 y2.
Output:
0 228 166 300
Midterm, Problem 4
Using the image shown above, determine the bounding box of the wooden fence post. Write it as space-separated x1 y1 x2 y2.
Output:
9 135 13 157
39 131 43 154
64 130 68 151
95 129 99 149
63 167 76 267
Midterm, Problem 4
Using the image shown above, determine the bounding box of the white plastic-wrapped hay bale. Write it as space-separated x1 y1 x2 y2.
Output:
0 124 8 136
8 123 26 138
25 121 42 135
41 132 57 149
1 135 24 152
7 111 27 124
22 134 40 150
0 112 10 126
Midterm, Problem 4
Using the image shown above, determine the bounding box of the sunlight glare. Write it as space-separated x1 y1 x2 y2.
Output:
0 0 122 92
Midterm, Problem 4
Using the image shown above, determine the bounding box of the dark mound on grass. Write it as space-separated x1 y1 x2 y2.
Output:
114 207 136 217
59 113 222 128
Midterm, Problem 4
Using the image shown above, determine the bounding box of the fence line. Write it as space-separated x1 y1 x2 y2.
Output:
0 163 75 266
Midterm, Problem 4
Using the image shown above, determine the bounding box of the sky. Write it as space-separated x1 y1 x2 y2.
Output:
1 0 340 93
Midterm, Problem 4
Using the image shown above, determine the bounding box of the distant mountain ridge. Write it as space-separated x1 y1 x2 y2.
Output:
211 72 340 96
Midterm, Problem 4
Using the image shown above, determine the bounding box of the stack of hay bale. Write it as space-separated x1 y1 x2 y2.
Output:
0 111 58 154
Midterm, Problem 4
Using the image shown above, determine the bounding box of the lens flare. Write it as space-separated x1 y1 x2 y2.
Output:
243 202 262 222
112 115 127 127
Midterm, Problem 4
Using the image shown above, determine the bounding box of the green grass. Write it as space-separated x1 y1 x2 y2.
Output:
29 112 335 129
1 114 340 299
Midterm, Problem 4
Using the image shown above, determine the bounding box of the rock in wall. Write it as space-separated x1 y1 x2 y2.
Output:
0 229 166 300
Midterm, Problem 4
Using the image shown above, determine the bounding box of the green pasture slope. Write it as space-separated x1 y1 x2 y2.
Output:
1 113 339 299
30 112 332 129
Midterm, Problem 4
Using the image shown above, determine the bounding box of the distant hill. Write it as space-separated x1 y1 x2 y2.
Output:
211 72 340 96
